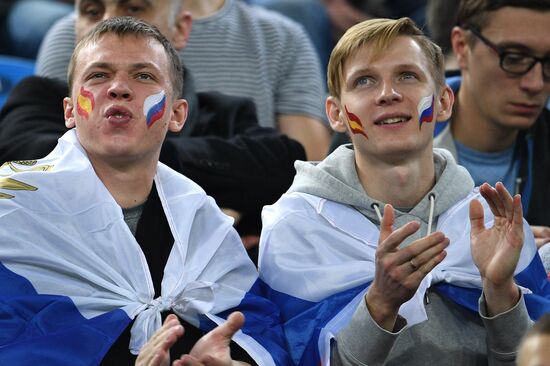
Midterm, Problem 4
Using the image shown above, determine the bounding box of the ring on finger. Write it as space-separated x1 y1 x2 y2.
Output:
409 258 418 270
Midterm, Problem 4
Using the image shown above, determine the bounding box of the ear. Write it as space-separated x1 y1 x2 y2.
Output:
326 96 347 133
168 98 188 133
435 85 454 122
171 10 192 50
451 26 469 71
63 97 76 128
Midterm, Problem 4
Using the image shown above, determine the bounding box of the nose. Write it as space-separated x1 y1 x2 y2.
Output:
519 62 545 94
375 80 403 105
107 75 133 100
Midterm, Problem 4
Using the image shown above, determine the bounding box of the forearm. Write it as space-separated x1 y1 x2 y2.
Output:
278 114 330 161
479 292 532 366
331 296 406 366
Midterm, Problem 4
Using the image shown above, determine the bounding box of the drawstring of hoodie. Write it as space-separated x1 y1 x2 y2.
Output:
371 193 436 237
426 193 435 236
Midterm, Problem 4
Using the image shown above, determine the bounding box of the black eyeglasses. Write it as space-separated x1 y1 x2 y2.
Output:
465 25 550 80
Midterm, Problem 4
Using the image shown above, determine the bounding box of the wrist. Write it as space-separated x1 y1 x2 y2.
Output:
482 278 520 316
365 290 399 331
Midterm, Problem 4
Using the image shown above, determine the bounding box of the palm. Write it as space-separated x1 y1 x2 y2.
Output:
469 183 524 286
188 330 232 365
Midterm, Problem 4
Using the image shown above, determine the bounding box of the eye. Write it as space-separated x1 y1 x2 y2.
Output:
125 5 146 15
399 72 418 81
136 73 155 81
80 3 103 21
502 53 532 66
354 76 375 87
89 72 107 79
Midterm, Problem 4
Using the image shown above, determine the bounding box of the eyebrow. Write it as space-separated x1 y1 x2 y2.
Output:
83 61 161 73
347 63 424 79
494 41 550 57
80 0 153 7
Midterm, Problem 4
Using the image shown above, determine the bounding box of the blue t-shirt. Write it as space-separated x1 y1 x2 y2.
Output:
455 140 520 194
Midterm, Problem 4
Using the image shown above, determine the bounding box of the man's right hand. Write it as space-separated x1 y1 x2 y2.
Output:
531 225 550 249
366 204 449 331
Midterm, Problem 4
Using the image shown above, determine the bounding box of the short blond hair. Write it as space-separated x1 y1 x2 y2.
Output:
327 17 445 99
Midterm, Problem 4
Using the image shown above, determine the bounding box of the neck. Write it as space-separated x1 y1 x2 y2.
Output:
453 84 518 152
89 156 157 209
355 149 435 208
184 0 225 18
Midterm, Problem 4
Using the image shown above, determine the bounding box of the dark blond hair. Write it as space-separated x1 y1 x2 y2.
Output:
68 17 183 99
327 17 445 99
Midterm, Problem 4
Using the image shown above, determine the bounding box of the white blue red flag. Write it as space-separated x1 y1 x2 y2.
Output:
0 130 290 365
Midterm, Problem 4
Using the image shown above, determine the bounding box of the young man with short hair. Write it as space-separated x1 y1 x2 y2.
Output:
259 17 550 365
0 17 290 366
434 0 550 250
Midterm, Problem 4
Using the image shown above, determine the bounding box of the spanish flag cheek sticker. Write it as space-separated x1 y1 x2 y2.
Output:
344 105 368 139
143 91 166 128
76 87 95 119
418 94 434 129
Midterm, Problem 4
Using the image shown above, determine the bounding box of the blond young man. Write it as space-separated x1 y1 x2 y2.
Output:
258 17 550 366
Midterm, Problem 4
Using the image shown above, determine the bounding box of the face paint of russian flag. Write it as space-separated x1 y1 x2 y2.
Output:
418 94 434 129
143 91 166 128
76 87 94 119
345 105 368 139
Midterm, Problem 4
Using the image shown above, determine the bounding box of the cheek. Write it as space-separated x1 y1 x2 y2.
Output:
76 86 95 119
417 94 435 129
344 105 368 139
143 91 167 128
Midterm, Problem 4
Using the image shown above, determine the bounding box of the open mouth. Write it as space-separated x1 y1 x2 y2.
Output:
105 106 133 123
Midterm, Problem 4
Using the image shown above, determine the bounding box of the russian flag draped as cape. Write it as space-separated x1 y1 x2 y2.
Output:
0 130 289 365
259 191 550 366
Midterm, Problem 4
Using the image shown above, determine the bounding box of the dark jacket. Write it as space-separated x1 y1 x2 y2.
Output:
0 74 306 235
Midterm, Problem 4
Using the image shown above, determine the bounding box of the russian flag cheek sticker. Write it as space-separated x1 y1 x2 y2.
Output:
344 105 368 139
143 91 166 128
418 94 434 129
76 87 95 119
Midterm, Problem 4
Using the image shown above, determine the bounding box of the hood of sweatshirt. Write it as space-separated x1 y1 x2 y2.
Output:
288 145 475 244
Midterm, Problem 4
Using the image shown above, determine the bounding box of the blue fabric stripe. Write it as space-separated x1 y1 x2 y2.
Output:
0 262 131 366
262 281 369 366
198 279 293 366
435 254 550 319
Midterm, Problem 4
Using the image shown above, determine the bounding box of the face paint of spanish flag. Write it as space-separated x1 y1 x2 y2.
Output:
76 87 94 119
344 105 368 139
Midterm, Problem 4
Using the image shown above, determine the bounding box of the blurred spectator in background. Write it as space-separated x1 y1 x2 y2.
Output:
0 0 72 60
35 0 331 161
433 0 550 269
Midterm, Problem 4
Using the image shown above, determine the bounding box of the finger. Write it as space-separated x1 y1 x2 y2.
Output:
176 355 202 366
479 183 505 218
469 199 485 235
531 225 550 239
495 182 514 221
413 249 447 279
212 311 245 340
512 194 524 237
379 220 421 254
149 315 182 349
406 236 450 271
379 204 395 244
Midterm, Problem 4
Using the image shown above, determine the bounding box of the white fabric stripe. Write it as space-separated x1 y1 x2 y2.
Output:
0 129 258 355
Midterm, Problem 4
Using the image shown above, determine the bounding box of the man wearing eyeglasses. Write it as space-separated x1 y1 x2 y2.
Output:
434 0 550 270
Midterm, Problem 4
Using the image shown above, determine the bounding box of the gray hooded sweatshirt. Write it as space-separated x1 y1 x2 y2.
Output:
288 145 530 366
